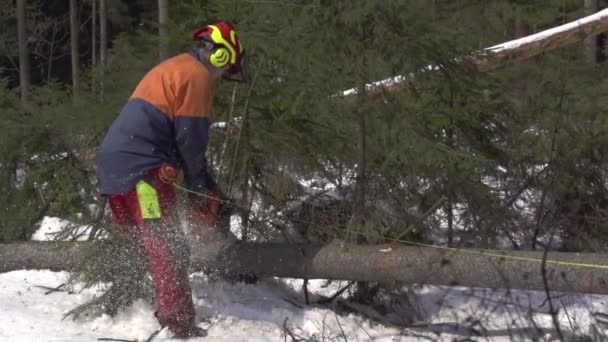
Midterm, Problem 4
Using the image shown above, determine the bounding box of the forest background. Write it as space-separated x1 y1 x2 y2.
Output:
1 0 607 259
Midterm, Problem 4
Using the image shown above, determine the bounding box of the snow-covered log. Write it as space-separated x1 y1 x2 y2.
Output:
477 8 608 70
341 9 608 96
2 241 608 295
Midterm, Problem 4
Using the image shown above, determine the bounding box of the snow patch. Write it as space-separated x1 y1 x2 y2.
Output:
31 216 92 241
0 271 416 342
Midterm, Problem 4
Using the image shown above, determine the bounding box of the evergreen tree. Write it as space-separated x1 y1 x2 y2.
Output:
2 0 608 314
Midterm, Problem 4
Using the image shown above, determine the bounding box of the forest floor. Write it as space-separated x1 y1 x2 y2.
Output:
2 217 608 341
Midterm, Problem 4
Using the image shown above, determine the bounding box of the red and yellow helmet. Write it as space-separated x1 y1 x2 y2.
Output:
192 21 246 80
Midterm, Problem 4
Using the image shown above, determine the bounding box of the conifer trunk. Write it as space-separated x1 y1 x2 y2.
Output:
584 0 599 64
158 0 169 61
3 241 608 295
70 0 80 100
17 0 30 108
91 0 97 93
99 0 107 102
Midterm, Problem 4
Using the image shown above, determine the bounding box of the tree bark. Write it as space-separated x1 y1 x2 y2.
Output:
17 0 30 108
92 0 96 67
2 241 608 295
584 0 599 64
468 8 608 70
70 0 80 100
158 0 169 61
99 0 107 102
91 0 96 93
342 8 608 96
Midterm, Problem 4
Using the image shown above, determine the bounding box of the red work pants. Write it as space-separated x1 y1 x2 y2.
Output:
106 168 196 336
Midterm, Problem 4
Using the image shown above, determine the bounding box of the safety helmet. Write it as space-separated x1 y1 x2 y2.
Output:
192 21 247 82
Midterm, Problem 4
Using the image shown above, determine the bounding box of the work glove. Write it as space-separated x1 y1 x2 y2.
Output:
158 164 178 184
188 188 226 228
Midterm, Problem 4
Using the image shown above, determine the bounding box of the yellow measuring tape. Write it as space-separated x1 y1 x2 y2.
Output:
380 234 608 270
172 183 608 270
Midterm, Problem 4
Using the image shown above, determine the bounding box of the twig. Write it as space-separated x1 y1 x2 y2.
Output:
541 243 564 342
88 197 107 240
144 329 161 342
560 301 576 336
303 279 310 305
97 328 158 342
282 317 306 342
227 57 265 197
316 282 353 304
350 314 374 341
334 312 349 342
281 296 305 309
336 299 408 328
35 283 73 295
217 83 238 181
538 293 569 309
321 312 328 341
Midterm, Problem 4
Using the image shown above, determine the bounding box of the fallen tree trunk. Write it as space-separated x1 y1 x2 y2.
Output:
475 8 608 71
2 241 608 295
340 8 608 96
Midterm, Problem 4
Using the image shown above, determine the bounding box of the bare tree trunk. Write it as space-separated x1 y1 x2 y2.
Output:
158 0 169 61
17 0 30 108
70 0 80 100
355 109 367 215
445 115 455 248
351 101 371 302
239 156 251 241
351 127 368 230
446 195 454 247
584 0 599 64
351 98 368 234
91 0 97 93
3 241 608 295
99 0 107 102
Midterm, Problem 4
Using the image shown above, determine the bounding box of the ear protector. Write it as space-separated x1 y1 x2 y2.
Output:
204 39 232 69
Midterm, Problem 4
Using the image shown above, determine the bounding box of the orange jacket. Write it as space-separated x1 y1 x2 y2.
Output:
97 52 217 194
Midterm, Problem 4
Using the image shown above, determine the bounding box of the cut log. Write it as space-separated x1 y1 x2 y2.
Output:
2 241 608 295
340 8 608 96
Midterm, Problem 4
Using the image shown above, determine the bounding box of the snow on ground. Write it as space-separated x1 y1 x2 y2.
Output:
6 217 418 341
3 217 608 341
3 271 608 342
0 271 416 342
